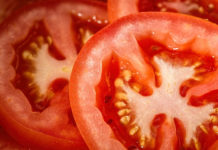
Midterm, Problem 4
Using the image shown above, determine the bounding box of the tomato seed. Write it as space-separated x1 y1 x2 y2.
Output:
122 70 132 82
115 92 128 101
199 125 208 134
29 42 39 50
115 101 127 108
36 36 44 46
117 109 131 116
139 136 146 148
114 78 124 88
198 6 204 14
22 51 34 60
129 126 139 136
208 3 214 10
46 36 52 45
193 138 200 150
210 115 218 124
120 116 131 125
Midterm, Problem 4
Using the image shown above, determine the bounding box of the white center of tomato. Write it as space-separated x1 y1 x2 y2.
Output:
123 56 214 144
34 43 75 95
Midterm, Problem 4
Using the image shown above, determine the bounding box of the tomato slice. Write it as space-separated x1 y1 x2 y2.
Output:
69 13 218 150
0 0 107 149
108 0 218 23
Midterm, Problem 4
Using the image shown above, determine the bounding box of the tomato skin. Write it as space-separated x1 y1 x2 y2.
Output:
0 0 107 149
70 12 218 150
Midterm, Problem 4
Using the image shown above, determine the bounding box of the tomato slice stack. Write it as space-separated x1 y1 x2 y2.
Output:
0 0 218 150
0 0 107 149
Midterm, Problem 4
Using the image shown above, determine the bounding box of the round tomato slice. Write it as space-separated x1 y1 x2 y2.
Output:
108 0 218 23
0 0 107 149
69 13 218 150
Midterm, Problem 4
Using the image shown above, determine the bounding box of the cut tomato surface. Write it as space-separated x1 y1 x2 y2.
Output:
0 0 107 149
0 127 29 150
0 0 36 24
108 0 218 23
69 13 218 150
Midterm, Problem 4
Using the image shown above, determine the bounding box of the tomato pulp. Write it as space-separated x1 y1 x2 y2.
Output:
108 0 218 24
70 13 218 150
0 0 107 149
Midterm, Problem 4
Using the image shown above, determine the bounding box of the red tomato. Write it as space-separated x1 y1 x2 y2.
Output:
108 0 218 23
69 13 218 150
0 0 107 149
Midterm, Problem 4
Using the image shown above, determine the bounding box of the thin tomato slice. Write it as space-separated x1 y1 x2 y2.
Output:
0 0 107 149
108 0 218 23
70 12 218 150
